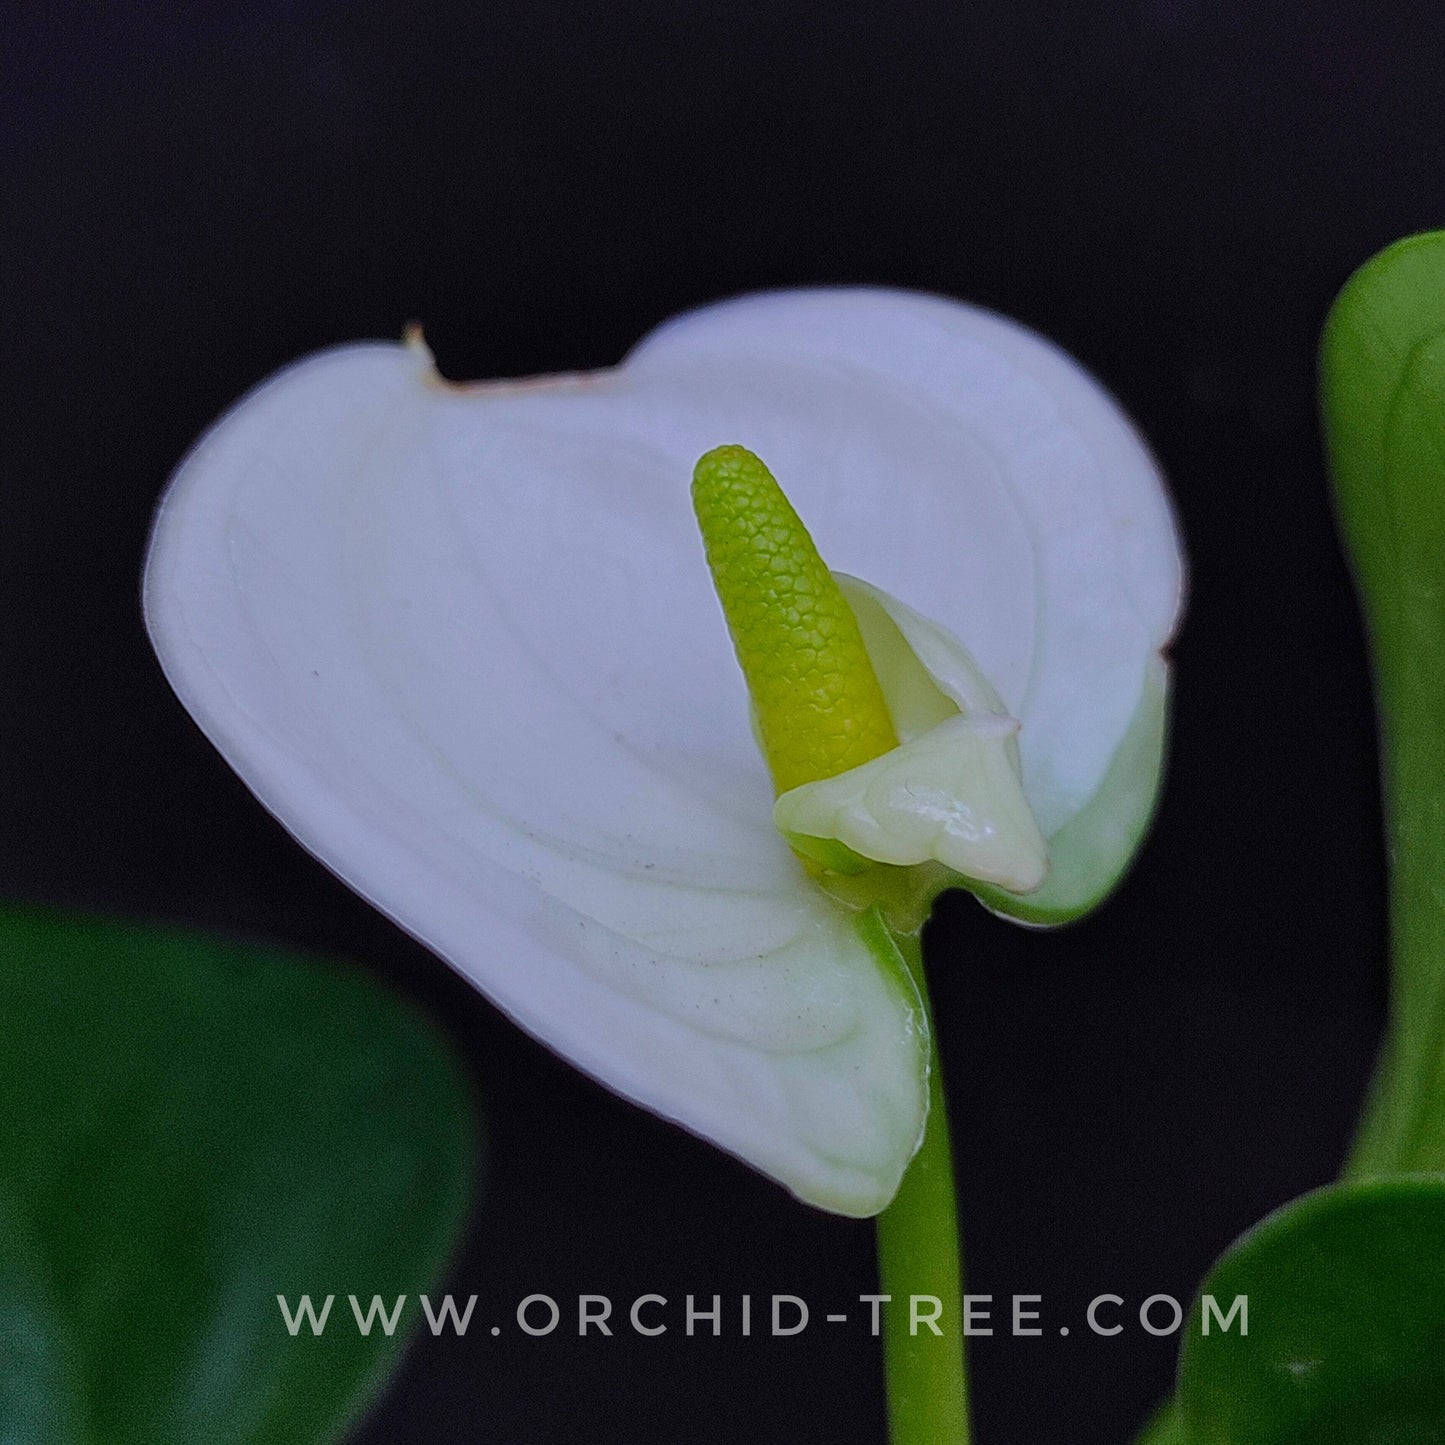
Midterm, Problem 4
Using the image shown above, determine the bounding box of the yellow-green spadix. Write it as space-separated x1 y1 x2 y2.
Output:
691 443 1049 895
143 289 1183 1216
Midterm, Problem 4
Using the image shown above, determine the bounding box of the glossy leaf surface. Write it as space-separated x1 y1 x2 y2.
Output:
1179 1178 1445 1445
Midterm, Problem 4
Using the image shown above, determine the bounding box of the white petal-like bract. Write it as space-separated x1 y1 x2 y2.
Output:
144 290 1182 1214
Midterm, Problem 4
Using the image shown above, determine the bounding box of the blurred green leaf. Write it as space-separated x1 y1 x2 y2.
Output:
0 906 477 1445
1178 1177 1445 1445
1321 229 1445 1174
1136 232 1445 1445
0 1184 87 1445
1136 1400 1186 1445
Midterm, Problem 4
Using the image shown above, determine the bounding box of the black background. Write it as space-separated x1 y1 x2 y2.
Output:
5 2 1437 1441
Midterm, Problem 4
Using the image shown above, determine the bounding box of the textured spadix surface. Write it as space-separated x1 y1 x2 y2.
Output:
144 289 1182 1215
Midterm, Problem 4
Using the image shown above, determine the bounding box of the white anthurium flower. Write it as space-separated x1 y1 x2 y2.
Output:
144 289 1183 1217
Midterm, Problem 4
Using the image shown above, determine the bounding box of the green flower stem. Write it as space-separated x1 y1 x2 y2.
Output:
876 929 971 1445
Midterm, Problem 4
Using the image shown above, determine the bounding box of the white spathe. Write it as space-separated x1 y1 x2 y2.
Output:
144 289 1183 1216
